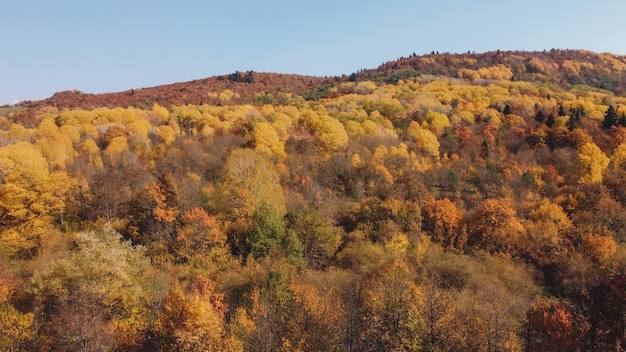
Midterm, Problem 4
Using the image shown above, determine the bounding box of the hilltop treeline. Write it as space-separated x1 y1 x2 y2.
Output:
1 51 626 351
22 49 626 111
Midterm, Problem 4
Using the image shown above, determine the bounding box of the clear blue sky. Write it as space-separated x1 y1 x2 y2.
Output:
2 0 625 105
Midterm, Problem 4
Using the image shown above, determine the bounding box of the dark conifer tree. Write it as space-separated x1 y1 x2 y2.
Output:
503 104 512 116
534 110 545 123
618 112 626 127
545 113 556 128
602 105 618 129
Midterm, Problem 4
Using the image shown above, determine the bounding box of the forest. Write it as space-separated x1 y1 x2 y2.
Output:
1 49 626 351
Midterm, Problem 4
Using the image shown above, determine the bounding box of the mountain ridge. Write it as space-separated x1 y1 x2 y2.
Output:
21 49 626 111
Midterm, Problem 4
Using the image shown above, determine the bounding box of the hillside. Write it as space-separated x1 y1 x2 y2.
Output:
1 49 626 351
19 49 626 111
25 72 328 110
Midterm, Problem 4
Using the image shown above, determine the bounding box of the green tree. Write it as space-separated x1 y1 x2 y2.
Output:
248 203 287 259
284 207 341 269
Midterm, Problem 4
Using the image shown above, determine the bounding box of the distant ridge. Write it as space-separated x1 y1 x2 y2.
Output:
26 72 328 110
357 49 626 93
24 49 626 110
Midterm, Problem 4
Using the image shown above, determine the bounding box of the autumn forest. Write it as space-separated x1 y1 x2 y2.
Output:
2 49 626 351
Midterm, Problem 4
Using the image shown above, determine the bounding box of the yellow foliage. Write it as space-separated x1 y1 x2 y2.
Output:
611 143 626 169
345 120 364 134
34 118 59 139
156 125 177 145
271 112 292 138
79 139 103 167
581 234 617 264
423 110 451 131
152 103 170 120
451 110 475 125
313 115 348 152
7 123 32 142
529 199 573 230
481 108 503 127
361 120 379 135
153 277 240 351
0 142 50 183
458 68 481 81
374 164 394 185
577 142 609 184
409 122 440 158
104 136 129 166
373 145 388 163
353 81 377 95
59 124 81 144
34 132 75 170
199 124 215 137
0 303 34 350
384 232 410 253
478 64 514 80
218 89 240 105
80 123 99 139
128 118 151 142
221 149 286 217
351 153 364 168
253 122 285 157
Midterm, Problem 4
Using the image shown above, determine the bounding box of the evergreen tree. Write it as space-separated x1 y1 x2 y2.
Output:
545 113 556 128
567 106 584 131
602 105 618 129
567 114 579 131
244 71 254 83
534 110 545 123
619 112 626 127
503 104 512 116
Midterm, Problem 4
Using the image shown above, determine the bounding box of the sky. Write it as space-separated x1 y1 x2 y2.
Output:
2 0 626 105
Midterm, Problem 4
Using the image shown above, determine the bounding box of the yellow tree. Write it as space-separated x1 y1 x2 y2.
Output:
153 277 242 352
576 142 609 184
220 148 285 218
422 110 451 132
28 227 153 350
103 135 129 167
152 103 170 121
252 122 285 157
0 258 34 351
6 123 32 142
361 258 422 351
610 142 626 169
33 118 75 170
78 139 104 168
408 121 440 158
155 125 177 146
0 142 70 258
0 303 34 351
312 115 349 153
529 199 573 231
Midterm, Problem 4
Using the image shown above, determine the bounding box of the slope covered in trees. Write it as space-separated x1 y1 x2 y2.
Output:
1 50 626 351
24 72 327 110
